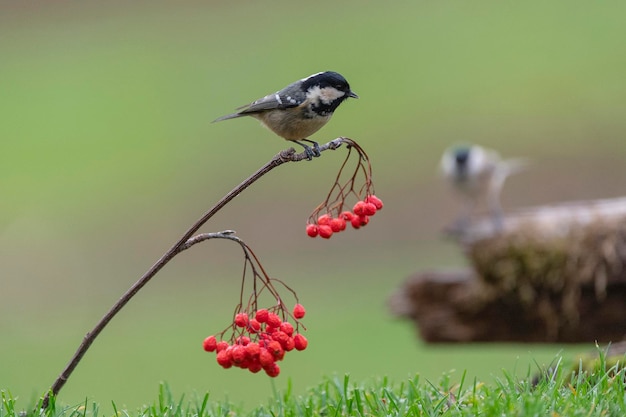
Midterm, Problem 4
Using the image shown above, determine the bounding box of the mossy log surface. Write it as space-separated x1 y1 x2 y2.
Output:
390 197 626 343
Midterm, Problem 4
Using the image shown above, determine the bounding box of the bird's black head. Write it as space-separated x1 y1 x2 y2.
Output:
452 147 473 179
302 71 356 96
454 147 471 166
301 71 358 115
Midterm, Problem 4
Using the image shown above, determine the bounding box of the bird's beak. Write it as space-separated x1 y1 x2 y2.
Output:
348 91 359 99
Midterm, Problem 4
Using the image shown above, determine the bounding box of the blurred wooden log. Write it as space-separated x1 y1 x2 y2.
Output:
390 197 626 343
389 269 626 343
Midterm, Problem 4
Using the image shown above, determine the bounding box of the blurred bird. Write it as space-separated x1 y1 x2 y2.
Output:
440 144 527 232
213 71 358 159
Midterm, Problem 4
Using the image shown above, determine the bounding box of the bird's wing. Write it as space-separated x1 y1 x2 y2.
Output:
212 88 303 123
237 91 302 113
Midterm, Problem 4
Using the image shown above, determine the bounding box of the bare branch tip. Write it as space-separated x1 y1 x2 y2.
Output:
279 148 297 161
329 137 347 150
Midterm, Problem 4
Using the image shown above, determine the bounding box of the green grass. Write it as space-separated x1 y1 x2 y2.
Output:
3 353 626 416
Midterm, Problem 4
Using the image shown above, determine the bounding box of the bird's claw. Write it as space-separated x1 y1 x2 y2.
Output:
303 145 315 161
311 142 321 157
296 140 321 160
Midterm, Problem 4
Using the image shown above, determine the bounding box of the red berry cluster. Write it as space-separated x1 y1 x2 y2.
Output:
203 304 307 377
306 195 383 239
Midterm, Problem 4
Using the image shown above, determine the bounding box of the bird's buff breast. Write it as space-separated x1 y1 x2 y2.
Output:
253 109 331 140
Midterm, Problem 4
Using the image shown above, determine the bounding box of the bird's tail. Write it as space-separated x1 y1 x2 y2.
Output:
212 112 244 123
500 157 530 176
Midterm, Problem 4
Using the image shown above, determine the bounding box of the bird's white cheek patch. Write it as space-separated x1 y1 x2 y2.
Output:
319 87 345 104
306 86 345 106
305 86 322 106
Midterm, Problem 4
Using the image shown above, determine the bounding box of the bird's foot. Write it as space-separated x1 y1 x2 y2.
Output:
310 141 321 157
295 140 321 160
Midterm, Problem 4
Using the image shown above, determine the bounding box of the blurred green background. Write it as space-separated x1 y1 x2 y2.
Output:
2 0 626 412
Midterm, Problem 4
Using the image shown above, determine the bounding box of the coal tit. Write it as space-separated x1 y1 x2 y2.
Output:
213 71 358 158
440 144 527 231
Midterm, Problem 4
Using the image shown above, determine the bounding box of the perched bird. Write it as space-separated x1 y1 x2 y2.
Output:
440 144 527 232
213 71 358 158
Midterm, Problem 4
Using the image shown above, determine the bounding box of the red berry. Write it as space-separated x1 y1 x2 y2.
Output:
245 342 260 358
216 341 229 352
234 312 249 327
267 312 282 328
279 322 294 336
283 336 295 351
255 309 269 323
231 345 247 365
248 319 261 332
340 211 354 221
203 335 217 352
248 361 263 373
363 202 377 216
293 303 306 319
353 201 366 216
236 335 250 346
350 216 361 229
216 350 233 368
318 225 333 239
264 362 281 377
294 334 308 351
365 195 383 210
305 224 318 238
267 340 285 360
259 348 275 367
330 217 346 232
271 331 291 349
351 215 369 229
317 214 332 225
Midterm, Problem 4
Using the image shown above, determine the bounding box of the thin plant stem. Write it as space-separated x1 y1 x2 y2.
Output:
40 138 347 410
